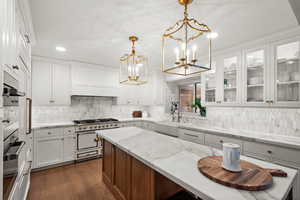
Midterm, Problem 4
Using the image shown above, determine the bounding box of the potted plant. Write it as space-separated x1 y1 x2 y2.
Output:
191 98 206 117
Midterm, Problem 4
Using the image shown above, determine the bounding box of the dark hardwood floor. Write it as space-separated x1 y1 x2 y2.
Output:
27 158 116 200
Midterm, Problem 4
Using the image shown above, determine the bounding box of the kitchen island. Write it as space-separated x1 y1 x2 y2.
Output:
100 127 297 200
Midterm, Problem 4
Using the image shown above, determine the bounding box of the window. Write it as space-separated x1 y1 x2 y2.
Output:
179 84 194 112
179 82 205 116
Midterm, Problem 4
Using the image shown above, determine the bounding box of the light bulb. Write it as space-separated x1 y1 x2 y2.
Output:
174 48 180 62
207 32 218 39
192 45 197 60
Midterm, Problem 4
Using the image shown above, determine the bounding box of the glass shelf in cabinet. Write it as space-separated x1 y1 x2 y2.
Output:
276 80 300 85
247 65 264 70
277 58 299 64
247 84 264 88
224 87 237 90
206 88 216 91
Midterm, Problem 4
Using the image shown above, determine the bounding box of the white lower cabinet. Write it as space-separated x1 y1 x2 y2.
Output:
243 141 273 162
33 127 76 169
154 124 179 137
205 134 244 152
244 141 300 200
63 136 76 162
178 129 205 144
35 137 64 168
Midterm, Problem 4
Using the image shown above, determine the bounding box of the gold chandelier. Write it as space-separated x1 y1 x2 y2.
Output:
162 0 214 76
120 36 148 85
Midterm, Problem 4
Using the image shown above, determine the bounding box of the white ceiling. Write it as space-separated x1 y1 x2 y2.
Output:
29 0 298 69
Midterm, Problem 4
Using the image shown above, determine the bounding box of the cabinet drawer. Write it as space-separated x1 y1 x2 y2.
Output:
154 124 178 137
35 128 63 138
244 141 300 165
179 129 204 144
205 134 243 151
271 146 300 165
243 141 274 161
63 127 75 136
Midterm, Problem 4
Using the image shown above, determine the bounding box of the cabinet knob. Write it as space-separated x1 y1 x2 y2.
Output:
219 140 224 144
48 132 52 135
12 65 19 70
49 100 55 103
267 150 272 154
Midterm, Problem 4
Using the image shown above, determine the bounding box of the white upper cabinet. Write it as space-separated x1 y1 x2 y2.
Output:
32 60 52 105
202 29 300 108
53 63 71 105
71 62 119 97
222 53 241 105
2 0 19 79
273 39 300 106
202 60 221 105
32 58 71 106
243 47 267 105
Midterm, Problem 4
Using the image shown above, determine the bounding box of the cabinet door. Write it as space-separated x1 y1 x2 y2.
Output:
273 40 300 106
35 137 63 168
63 136 75 162
203 61 220 105
222 54 241 104
114 147 131 200
103 140 114 184
131 157 154 200
32 60 52 105
52 63 71 105
244 48 267 104
18 59 27 141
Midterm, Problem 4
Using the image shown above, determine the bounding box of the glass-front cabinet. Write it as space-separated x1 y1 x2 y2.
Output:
223 55 239 103
244 49 266 103
275 40 300 104
202 34 300 108
203 61 218 104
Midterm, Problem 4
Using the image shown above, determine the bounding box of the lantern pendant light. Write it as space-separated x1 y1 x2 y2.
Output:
162 0 215 76
119 36 148 85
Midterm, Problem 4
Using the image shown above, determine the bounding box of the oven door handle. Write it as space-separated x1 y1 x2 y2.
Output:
26 98 32 135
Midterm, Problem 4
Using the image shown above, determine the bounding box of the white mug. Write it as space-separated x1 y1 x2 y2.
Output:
222 143 242 172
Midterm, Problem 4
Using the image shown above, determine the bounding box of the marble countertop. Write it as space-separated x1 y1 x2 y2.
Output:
32 118 300 150
99 127 297 200
32 121 75 129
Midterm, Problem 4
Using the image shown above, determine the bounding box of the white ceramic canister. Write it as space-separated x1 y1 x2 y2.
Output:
222 143 242 172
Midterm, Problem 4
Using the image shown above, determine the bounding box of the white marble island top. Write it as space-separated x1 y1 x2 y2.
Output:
100 127 297 200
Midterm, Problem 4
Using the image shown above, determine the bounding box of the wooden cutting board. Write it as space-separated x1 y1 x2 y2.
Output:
198 156 286 191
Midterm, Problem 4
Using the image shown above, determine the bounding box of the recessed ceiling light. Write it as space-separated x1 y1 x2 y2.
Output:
56 46 66 52
207 32 219 39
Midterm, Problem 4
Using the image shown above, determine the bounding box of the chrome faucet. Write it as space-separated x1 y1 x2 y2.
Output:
170 101 181 122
